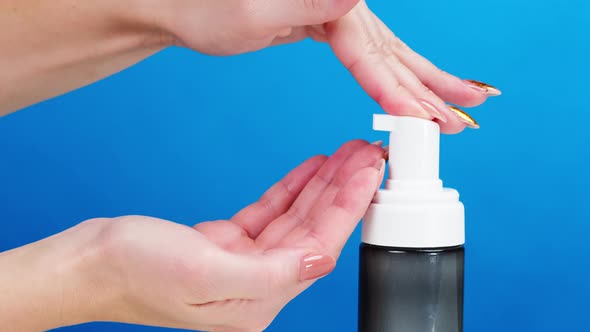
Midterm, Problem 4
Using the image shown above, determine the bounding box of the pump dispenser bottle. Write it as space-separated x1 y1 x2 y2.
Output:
359 115 465 332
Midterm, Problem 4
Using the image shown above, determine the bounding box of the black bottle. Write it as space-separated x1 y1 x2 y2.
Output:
360 115 466 332
358 244 464 332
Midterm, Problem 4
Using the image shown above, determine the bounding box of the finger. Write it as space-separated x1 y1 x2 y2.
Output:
255 139 371 248
391 36 492 108
325 3 435 120
377 40 468 134
304 160 385 258
397 50 489 108
279 143 385 245
255 0 360 28
202 247 312 300
386 64 468 134
231 155 328 238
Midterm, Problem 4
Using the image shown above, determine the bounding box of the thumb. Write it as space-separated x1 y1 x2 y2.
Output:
261 249 337 284
256 0 360 28
211 249 336 299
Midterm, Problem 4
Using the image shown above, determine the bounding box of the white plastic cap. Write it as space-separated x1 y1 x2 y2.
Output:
362 115 465 248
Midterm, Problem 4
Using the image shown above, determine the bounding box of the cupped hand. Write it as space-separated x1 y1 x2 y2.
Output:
152 0 500 133
80 140 385 331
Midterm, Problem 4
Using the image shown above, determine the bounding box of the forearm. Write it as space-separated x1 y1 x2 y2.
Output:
0 223 113 331
0 0 170 116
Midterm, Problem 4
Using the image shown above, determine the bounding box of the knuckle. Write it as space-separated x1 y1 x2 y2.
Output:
260 193 280 217
381 95 411 115
364 39 381 57
365 38 400 58
304 0 323 11
391 36 408 50
313 167 332 188
303 0 333 21
421 85 434 95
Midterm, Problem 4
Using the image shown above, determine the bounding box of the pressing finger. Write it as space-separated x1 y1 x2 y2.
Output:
325 3 437 121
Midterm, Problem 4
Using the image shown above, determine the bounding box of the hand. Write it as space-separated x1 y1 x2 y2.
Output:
0 140 385 331
87 140 385 331
150 0 501 133
3 0 500 123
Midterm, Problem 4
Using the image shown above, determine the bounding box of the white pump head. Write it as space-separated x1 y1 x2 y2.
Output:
375 114 442 191
362 115 465 248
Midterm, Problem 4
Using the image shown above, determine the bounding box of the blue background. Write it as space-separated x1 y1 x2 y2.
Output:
1 0 588 331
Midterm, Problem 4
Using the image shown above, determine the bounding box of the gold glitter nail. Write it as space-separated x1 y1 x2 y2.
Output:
449 106 480 129
464 79 502 96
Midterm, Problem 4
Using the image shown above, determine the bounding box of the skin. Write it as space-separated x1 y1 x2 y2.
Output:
0 141 386 331
0 0 497 330
0 0 492 131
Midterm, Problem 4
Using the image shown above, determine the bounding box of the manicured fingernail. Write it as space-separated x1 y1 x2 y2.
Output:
449 106 480 129
371 140 383 147
463 79 502 96
373 157 385 170
382 146 389 161
372 158 386 193
299 254 336 281
419 100 447 123
376 158 386 179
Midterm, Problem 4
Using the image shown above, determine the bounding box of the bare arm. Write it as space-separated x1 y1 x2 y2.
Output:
0 0 497 131
0 225 104 331
0 0 167 115
0 141 384 331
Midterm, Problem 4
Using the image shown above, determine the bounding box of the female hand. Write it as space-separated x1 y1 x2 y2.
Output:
0 140 385 331
150 0 501 133
2 0 500 123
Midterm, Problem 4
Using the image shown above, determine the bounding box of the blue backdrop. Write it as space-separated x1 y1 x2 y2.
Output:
1 0 588 331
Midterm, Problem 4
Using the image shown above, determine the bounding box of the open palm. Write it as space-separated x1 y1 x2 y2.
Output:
91 139 385 331
196 139 385 259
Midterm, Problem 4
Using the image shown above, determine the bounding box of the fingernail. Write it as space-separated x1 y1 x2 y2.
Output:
449 106 480 129
371 158 386 193
376 158 386 179
373 157 385 170
419 100 447 123
299 254 336 281
371 140 383 147
463 79 502 96
382 146 389 161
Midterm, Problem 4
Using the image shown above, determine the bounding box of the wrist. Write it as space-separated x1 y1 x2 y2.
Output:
57 219 127 326
0 219 122 330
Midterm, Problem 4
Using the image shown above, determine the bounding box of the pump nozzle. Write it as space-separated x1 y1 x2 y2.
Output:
374 114 440 183
362 114 465 248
